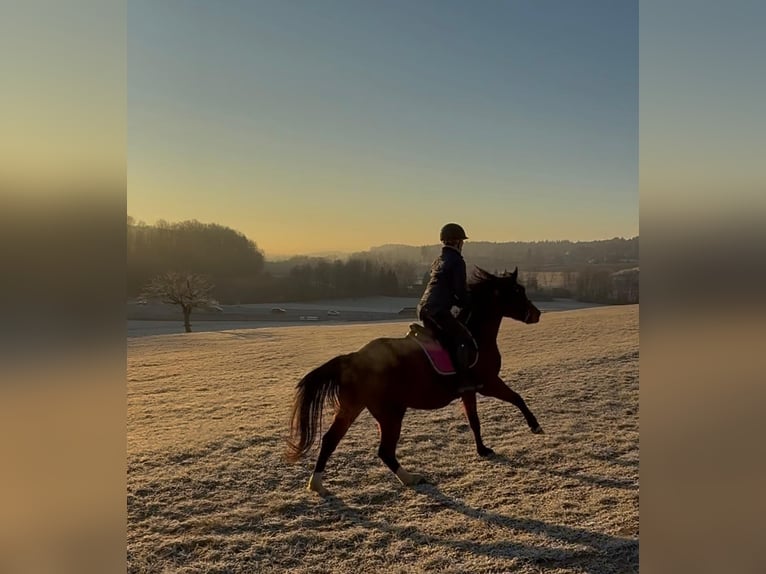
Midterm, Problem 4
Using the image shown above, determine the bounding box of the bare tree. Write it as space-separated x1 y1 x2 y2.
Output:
142 271 215 333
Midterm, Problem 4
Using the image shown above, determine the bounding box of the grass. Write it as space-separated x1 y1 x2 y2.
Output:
128 305 638 573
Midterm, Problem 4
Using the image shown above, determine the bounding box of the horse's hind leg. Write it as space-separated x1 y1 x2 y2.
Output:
461 392 494 457
307 404 363 496
373 409 429 487
481 376 543 434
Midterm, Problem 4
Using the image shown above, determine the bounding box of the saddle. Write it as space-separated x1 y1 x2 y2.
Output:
406 323 478 376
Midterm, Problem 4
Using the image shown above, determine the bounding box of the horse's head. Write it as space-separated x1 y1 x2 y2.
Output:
470 267 541 324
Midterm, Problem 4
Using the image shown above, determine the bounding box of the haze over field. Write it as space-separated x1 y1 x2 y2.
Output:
128 305 638 573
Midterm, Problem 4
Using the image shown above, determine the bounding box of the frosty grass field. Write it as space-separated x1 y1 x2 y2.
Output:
128 305 638 573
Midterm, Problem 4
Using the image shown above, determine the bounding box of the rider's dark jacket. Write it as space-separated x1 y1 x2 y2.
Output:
417 245 470 317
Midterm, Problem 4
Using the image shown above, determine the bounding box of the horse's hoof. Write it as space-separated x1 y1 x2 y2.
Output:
396 467 431 486
478 446 495 457
531 425 544 434
307 473 330 497
408 473 429 486
307 484 330 497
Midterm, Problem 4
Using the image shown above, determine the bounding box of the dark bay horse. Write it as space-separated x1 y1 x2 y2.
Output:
287 267 543 496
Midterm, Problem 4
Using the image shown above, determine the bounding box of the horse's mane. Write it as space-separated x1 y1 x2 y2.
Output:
468 267 500 293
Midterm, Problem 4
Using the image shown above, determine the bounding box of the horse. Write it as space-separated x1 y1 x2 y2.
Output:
286 266 543 496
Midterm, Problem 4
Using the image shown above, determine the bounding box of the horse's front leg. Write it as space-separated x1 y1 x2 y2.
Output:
461 392 494 457
480 376 544 434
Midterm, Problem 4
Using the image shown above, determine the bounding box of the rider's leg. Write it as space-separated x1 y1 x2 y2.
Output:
429 311 480 392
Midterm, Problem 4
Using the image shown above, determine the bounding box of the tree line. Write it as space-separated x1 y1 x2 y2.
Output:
128 218 416 303
523 267 639 304
128 218 638 304
128 218 266 303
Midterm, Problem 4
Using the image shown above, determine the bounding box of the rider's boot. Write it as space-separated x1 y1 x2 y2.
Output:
454 343 482 393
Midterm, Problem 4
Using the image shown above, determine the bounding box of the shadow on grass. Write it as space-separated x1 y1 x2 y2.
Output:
307 483 638 573
131 457 636 573
486 451 638 491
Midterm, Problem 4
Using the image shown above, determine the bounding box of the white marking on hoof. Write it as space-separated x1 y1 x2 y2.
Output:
396 467 429 486
532 425 544 434
307 472 330 497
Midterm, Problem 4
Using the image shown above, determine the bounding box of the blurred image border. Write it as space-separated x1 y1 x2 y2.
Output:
640 1 766 572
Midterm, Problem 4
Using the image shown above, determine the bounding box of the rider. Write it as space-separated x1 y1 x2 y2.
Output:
417 223 479 392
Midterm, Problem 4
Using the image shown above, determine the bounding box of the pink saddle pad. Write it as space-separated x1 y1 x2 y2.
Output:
407 324 455 375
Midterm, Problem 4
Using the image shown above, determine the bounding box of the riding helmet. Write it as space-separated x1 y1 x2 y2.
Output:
440 223 468 242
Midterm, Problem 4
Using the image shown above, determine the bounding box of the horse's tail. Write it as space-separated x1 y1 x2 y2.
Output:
286 354 350 462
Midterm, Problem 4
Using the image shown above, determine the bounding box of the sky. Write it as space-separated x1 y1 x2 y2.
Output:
128 0 637 257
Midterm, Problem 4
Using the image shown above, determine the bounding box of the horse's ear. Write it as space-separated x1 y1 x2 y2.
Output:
511 267 518 281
